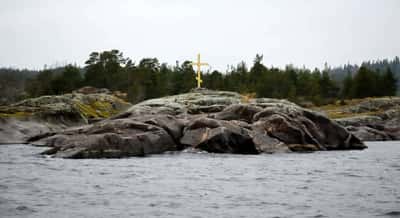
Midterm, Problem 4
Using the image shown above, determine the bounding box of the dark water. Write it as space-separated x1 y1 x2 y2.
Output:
1 142 400 218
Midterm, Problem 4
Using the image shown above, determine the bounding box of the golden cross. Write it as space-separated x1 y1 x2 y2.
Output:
190 53 208 88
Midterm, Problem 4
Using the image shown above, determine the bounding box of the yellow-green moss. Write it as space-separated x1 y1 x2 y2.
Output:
74 102 97 118
326 111 382 119
0 111 33 118
73 100 119 119
313 97 390 119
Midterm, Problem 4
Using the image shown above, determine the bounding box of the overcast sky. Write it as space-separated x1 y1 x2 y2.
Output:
0 0 399 71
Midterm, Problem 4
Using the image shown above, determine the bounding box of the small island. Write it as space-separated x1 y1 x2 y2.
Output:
1 51 399 158
1 87 368 158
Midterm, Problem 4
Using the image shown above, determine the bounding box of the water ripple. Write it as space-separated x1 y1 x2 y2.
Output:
0 141 399 218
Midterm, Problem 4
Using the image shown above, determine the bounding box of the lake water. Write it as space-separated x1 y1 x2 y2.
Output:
1 142 400 218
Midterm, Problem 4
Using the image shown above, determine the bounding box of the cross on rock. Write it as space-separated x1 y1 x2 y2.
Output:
190 53 208 88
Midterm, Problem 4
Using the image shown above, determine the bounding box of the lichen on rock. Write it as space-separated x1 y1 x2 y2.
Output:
0 90 131 144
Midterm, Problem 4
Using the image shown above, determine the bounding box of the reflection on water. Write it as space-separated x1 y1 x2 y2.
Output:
0 142 400 218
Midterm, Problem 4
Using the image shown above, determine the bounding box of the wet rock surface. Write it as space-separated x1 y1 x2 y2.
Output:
36 117 179 158
27 89 366 158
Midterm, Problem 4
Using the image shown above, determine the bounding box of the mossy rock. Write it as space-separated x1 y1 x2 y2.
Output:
0 93 131 123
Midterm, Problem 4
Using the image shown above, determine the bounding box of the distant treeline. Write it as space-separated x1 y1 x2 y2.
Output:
0 68 37 104
0 50 398 105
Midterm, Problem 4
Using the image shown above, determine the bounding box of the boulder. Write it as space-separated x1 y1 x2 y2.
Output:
250 121 289 153
345 126 392 141
255 114 317 145
301 110 365 150
196 127 257 154
253 104 365 150
180 117 258 154
141 115 185 143
32 118 179 158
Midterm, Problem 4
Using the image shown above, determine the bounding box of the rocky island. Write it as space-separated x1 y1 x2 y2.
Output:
0 88 369 158
0 87 132 144
314 97 400 141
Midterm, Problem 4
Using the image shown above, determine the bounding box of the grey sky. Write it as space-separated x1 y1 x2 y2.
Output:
0 0 399 71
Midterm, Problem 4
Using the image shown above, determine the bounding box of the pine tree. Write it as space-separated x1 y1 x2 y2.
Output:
382 68 397 96
249 54 267 93
352 66 377 98
341 72 353 98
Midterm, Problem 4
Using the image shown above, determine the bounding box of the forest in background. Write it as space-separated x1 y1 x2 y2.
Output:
0 50 398 106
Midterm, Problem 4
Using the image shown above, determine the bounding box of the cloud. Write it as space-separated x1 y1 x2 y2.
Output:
0 0 399 70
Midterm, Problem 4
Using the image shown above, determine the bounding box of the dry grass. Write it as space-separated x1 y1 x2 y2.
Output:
312 97 389 119
241 92 256 103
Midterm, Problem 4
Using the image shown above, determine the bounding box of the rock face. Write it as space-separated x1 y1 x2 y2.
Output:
0 91 131 144
35 116 181 158
29 89 366 158
180 117 258 154
329 97 400 141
